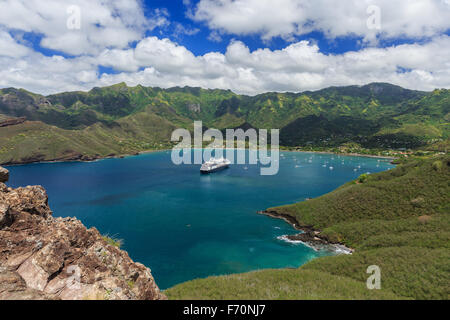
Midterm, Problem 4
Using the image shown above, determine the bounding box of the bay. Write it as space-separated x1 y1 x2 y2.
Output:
6 150 394 289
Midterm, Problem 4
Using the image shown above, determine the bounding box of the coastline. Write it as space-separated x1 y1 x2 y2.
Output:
1 147 396 166
258 210 354 255
1 148 171 166
281 149 397 160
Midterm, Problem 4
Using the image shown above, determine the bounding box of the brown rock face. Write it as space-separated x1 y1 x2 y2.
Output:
0 166 166 300
0 117 26 128
0 167 8 183
0 270 54 300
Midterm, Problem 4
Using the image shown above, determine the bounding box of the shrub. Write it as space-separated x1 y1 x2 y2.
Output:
411 197 425 208
432 161 442 171
358 173 369 183
102 235 123 248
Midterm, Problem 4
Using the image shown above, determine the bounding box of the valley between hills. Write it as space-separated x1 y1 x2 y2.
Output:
0 82 448 165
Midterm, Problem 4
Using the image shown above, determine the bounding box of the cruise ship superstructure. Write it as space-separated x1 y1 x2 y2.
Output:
200 157 231 174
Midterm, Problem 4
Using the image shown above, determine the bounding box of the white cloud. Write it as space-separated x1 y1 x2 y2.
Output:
97 49 140 72
173 23 200 38
0 52 98 93
0 31 31 58
207 30 223 42
1 34 450 95
134 37 200 74
225 40 328 73
0 0 449 95
192 0 450 42
0 0 159 56
1 31 449 96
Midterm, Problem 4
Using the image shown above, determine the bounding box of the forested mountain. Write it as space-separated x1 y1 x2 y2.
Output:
0 83 448 164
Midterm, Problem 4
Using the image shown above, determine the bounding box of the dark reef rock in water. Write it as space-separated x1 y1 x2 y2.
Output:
259 210 353 254
0 166 166 300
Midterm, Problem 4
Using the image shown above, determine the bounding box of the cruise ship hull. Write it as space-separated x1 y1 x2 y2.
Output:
200 164 230 174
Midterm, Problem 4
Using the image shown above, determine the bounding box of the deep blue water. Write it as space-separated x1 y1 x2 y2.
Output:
6 151 394 289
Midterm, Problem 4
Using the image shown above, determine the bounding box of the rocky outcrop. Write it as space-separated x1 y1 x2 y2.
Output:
0 167 8 183
0 117 26 128
0 166 166 300
0 270 55 300
258 210 354 254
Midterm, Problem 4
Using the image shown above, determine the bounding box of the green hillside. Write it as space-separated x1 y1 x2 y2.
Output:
165 155 450 300
2 82 448 299
0 83 449 164
0 108 179 164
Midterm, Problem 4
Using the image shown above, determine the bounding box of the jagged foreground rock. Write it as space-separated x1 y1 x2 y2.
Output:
0 166 166 300
0 167 8 183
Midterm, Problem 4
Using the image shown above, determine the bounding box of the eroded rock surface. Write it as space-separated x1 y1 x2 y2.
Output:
0 116 26 128
0 166 166 300
0 167 8 183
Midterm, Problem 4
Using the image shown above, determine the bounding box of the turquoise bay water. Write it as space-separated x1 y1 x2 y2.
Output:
6 151 393 289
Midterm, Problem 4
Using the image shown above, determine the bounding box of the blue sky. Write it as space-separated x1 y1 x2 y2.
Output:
142 0 393 57
25 0 366 58
143 0 450 55
141 0 361 56
0 0 449 95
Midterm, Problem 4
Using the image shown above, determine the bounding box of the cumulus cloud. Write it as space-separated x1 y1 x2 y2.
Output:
0 0 449 95
0 31 31 58
0 0 159 56
5 34 447 95
191 0 450 42
0 52 98 93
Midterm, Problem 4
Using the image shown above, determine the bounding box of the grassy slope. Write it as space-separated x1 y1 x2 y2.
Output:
165 155 450 300
0 108 178 164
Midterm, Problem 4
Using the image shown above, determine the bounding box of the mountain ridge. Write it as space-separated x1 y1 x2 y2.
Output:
0 82 448 165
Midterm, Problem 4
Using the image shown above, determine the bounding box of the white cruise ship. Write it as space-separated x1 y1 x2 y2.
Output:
200 157 231 174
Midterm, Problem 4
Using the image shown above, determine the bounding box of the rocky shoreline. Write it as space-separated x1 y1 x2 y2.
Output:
0 165 166 300
258 210 353 254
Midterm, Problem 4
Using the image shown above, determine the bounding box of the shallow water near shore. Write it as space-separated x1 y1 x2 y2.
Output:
7 150 394 289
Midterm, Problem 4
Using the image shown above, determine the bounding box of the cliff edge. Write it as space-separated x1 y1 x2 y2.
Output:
0 166 166 300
